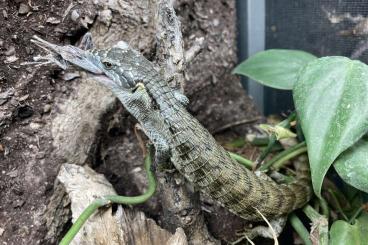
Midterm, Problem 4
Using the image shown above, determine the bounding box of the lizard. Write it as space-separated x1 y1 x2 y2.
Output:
29 33 312 222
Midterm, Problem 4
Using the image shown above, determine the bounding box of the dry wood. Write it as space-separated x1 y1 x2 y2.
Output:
56 163 187 245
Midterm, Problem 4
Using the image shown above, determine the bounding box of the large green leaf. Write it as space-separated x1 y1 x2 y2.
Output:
293 57 368 197
329 212 368 245
334 137 368 193
233 49 316 90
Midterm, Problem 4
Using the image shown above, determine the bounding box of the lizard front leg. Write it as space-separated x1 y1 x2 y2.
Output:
150 131 171 169
164 74 189 106
130 83 171 168
173 90 189 106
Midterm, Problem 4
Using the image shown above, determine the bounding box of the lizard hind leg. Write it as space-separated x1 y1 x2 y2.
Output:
151 134 173 171
134 123 172 172
134 123 171 171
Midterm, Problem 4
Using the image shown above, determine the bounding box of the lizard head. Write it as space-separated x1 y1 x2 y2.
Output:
30 33 153 94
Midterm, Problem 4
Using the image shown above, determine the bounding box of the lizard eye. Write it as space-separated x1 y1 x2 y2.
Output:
103 61 113 69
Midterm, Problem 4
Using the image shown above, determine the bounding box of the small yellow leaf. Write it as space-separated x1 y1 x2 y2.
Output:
259 124 296 140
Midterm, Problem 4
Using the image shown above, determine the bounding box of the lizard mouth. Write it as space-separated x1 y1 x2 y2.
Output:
86 74 118 89
29 35 104 75
27 36 131 91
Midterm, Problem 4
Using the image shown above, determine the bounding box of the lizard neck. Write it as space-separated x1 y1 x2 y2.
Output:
144 75 186 127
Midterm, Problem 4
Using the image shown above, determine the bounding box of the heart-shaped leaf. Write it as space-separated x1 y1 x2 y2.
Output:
233 49 316 90
293 57 368 197
329 212 368 245
334 137 368 193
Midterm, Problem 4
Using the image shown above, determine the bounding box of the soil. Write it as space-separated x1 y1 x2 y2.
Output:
0 0 261 244
0 1 84 244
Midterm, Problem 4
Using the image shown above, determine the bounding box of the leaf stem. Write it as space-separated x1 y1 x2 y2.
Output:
229 152 254 169
319 197 330 218
260 141 306 171
247 135 270 146
303 205 329 245
289 214 312 245
303 205 322 221
348 206 364 224
59 199 110 245
59 151 156 245
272 146 308 169
328 189 348 221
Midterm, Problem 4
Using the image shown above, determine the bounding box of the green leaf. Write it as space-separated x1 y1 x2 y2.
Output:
259 124 297 140
329 212 368 245
334 137 368 193
293 57 368 197
233 49 316 90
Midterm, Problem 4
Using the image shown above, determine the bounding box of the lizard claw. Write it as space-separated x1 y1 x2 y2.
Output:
134 82 145 91
131 82 145 93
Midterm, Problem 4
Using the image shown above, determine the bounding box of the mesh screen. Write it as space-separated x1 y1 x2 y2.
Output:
264 0 368 114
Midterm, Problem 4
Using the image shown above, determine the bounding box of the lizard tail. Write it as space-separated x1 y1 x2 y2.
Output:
285 157 313 211
195 149 313 221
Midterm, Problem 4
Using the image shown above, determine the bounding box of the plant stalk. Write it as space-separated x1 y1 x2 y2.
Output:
59 152 156 245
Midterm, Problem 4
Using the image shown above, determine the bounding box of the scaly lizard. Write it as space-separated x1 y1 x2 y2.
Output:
29 34 312 222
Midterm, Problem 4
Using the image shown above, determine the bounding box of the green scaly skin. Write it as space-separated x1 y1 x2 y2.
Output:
30 34 312 221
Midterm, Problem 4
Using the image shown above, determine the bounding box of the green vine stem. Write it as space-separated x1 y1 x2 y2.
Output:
59 199 110 245
272 146 308 170
59 151 156 245
319 197 330 218
348 206 364 224
256 112 297 167
289 213 312 245
303 205 329 245
260 141 307 171
228 142 307 175
247 135 270 146
328 189 348 221
228 152 254 169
